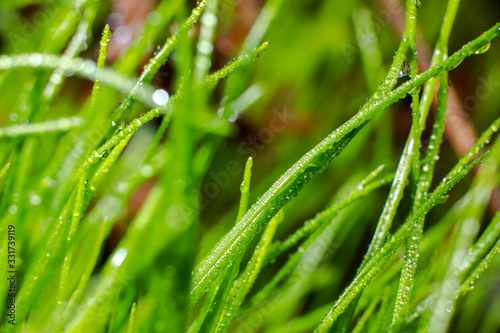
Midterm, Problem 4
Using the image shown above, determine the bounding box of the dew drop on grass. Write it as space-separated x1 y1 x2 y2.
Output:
8 205 18 215
29 192 42 206
110 247 128 268
140 164 154 177
474 43 491 55
58 118 72 130
202 12 217 26
0 55 12 68
50 75 62 85
152 89 170 106
30 53 43 67
82 60 97 76
147 11 162 26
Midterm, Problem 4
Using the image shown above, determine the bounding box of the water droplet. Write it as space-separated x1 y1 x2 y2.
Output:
400 59 411 78
201 12 217 26
29 192 42 206
30 53 43 67
50 74 62 85
474 43 491 55
8 205 18 215
110 248 128 268
114 26 133 45
116 181 129 193
81 60 96 76
140 164 154 177
147 11 162 26
152 89 170 106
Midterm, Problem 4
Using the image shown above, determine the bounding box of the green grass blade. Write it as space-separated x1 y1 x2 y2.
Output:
352 296 380 333
86 25 111 118
56 178 85 306
108 0 209 126
458 239 500 298
193 155 255 333
392 0 462 323
0 116 84 139
218 210 283 331
391 72 451 329
43 3 100 100
114 0 183 75
237 157 253 222
127 302 137 333
363 0 419 265
0 161 11 181
6 190 77 330
0 53 158 106
194 0 219 82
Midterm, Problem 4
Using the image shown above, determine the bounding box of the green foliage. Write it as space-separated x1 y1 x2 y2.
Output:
1 0 500 332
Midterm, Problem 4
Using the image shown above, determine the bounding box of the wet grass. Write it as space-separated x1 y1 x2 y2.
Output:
0 0 500 332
